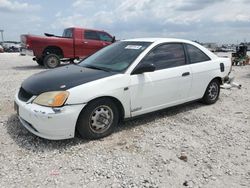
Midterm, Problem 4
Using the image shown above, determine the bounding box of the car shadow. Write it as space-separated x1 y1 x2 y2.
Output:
244 73 250 78
6 114 87 152
6 101 203 152
12 63 74 71
116 101 203 132
12 65 46 70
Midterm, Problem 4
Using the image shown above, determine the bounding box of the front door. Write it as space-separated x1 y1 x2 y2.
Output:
98 31 113 47
82 30 103 57
129 43 192 117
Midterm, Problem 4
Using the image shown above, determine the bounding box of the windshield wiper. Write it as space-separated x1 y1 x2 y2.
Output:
84 65 111 72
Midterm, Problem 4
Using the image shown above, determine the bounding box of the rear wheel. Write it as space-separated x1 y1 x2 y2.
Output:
43 54 60 68
77 98 119 139
202 79 220 104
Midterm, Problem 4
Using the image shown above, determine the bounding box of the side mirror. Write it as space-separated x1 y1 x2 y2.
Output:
132 63 156 75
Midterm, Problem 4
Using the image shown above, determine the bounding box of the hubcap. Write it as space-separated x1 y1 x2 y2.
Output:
89 105 114 134
208 82 218 101
47 56 58 68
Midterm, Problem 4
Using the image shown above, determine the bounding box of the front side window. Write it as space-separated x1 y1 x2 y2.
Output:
79 41 152 72
84 30 100 40
99 32 113 42
141 43 186 70
186 44 211 63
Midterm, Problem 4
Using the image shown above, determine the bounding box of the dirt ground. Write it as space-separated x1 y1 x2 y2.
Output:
0 53 249 187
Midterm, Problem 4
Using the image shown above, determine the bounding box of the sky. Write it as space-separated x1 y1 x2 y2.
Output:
0 0 250 44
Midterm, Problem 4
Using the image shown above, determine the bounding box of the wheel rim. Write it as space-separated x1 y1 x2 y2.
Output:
208 82 219 101
89 105 114 134
47 56 58 68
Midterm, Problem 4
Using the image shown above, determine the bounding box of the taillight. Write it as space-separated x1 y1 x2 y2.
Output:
21 35 26 43
20 35 26 47
20 35 31 49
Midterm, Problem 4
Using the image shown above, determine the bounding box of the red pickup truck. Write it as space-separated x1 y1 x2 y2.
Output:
21 27 115 68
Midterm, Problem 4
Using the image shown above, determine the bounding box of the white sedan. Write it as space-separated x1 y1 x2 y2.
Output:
14 38 231 140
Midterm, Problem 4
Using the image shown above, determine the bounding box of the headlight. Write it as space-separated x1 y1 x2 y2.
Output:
33 91 69 107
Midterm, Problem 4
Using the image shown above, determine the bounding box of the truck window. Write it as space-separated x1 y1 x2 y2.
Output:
84 30 100 41
62 29 73 38
99 32 112 42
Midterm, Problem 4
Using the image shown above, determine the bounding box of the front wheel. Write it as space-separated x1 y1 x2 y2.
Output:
43 54 60 68
202 79 220 104
76 98 119 139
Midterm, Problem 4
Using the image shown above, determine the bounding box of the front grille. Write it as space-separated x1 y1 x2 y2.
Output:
18 87 33 102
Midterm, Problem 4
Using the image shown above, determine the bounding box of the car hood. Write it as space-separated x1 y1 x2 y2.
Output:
21 65 117 95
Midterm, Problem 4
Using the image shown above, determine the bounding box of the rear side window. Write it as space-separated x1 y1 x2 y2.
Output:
62 28 73 38
99 32 112 42
142 43 186 70
84 30 100 40
186 44 211 63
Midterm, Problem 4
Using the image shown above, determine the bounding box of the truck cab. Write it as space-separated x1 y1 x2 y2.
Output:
21 27 114 68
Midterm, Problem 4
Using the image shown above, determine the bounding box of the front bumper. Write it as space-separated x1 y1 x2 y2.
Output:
14 94 85 140
20 48 34 56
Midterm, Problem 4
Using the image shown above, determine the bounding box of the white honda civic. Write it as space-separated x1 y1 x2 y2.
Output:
14 38 231 140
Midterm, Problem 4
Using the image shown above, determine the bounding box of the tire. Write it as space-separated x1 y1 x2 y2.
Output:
36 58 44 66
76 98 119 139
43 54 60 68
202 79 220 104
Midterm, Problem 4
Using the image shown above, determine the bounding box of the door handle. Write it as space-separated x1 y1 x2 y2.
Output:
182 72 190 77
83 41 88 44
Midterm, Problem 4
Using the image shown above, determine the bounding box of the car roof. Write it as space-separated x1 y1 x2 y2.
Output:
67 27 109 33
122 38 193 43
122 37 219 60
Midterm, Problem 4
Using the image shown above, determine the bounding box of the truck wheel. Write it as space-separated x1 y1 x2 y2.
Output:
76 98 119 139
43 54 60 68
36 58 44 66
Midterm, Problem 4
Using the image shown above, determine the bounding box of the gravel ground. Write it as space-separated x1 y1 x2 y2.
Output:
0 53 249 188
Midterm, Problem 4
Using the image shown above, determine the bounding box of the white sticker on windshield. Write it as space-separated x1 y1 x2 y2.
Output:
125 45 142 50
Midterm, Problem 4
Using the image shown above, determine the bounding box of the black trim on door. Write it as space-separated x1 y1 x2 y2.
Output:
183 43 191 64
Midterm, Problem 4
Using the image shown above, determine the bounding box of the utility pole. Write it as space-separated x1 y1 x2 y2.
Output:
0 30 4 44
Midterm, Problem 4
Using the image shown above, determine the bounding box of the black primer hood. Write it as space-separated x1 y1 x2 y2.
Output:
21 65 117 95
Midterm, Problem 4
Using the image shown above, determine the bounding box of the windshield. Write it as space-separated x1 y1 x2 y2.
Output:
79 41 152 72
